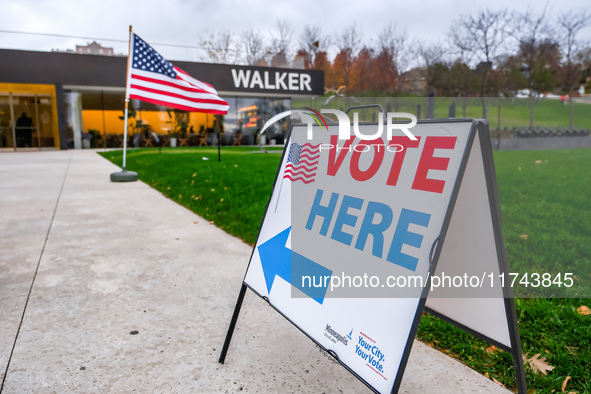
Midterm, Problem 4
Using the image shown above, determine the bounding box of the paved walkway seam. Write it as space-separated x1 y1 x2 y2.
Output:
0 152 72 393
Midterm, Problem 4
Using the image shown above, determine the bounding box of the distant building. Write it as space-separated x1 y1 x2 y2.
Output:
75 41 114 56
0 48 324 150
399 68 427 96
475 61 493 73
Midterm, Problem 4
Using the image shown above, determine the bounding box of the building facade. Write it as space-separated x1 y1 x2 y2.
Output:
0 49 324 149
75 42 114 56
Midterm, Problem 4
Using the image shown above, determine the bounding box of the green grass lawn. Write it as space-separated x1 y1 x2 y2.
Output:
103 146 283 244
419 150 591 393
99 146 590 393
298 96 591 130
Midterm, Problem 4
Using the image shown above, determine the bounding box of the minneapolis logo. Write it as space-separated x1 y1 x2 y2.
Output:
324 324 349 346
283 142 320 184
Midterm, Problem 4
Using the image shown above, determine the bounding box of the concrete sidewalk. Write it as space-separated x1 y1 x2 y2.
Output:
0 150 510 393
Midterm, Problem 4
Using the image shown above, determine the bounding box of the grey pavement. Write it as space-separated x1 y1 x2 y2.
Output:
0 150 511 393
573 96 591 105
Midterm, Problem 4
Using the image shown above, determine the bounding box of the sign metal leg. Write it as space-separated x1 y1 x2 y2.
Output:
218 283 248 364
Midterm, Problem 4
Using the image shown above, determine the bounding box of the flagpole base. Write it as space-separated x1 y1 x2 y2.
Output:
110 170 138 182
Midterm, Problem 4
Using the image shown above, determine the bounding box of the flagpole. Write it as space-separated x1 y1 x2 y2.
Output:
122 24 132 171
111 25 138 182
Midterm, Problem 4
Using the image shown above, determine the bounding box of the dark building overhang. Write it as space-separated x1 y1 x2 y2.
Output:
0 49 324 96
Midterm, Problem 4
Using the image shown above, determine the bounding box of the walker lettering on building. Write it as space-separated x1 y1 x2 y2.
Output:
231 69 313 92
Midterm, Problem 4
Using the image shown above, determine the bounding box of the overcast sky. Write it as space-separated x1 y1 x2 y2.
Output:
2 0 590 64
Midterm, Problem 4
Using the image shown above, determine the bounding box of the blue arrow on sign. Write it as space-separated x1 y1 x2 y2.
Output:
258 227 333 304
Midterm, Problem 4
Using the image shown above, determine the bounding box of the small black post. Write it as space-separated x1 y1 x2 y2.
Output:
218 131 221 162
448 102 456 118
427 92 435 119
219 283 248 364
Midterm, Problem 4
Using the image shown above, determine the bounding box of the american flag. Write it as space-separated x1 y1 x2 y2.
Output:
283 143 320 184
128 34 229 114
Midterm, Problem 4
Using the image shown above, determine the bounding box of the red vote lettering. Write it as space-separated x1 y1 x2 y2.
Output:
412 136 457 193
385 137 421 187
327 135 356 176
350 138 385 181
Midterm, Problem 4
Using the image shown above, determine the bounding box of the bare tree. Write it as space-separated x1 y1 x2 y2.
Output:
374 24 414 93
377 24 411 74
336 24 361 56
557 9 589 93
511 5 554 73
448 24 475 65
242 29 266 66
555 10 589 128
201 31 238 64
417 41 448 118
370 24 401 92
268 19 294 67
449 9 511 96
450 9 510 64
511 5 554 127
270 19 294 57
334 24 361 87
511 6 552 44
417 41 447 86
298 25 331 68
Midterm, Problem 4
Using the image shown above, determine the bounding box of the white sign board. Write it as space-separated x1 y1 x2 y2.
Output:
426 131 512 349
225 119 526 394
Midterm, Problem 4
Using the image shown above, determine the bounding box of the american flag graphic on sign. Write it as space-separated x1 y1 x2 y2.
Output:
283 143 320 184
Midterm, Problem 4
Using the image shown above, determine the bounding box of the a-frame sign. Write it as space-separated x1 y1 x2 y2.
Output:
219 117 527 394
